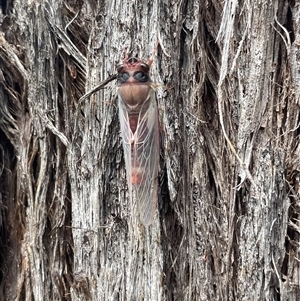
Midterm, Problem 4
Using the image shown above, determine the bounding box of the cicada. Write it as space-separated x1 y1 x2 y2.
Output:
117 51 160 226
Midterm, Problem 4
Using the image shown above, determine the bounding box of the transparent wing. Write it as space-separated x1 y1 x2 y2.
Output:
118 90 159 226
118 96 134 212
133 90 159 225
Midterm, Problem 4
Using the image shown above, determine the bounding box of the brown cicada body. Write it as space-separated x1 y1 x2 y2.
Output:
117 52 159 226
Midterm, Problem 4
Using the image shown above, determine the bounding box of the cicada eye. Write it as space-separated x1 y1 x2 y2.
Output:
140 63 149 72
117 64 124 73
118 72 130 84
133 71 149 83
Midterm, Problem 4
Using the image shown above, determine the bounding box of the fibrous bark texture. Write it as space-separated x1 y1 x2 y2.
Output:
0 0 299 300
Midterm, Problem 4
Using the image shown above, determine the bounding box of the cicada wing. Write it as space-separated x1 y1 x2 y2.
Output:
118 96 134 205
133 90 160 225
118 90 160 226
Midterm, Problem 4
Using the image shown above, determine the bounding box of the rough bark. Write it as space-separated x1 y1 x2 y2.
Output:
0 0 299 300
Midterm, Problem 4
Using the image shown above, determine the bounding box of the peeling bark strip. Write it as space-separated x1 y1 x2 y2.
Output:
0 0 300 300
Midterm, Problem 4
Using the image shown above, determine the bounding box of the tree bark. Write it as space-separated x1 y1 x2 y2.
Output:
0 0 299 300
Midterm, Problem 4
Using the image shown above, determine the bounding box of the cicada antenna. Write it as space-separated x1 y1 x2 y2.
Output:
147 41 159 67
123 45 130 61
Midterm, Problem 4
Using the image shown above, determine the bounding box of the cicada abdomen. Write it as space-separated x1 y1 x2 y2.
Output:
117 52 159 226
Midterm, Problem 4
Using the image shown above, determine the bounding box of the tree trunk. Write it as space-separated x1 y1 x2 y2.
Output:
0 0 299 300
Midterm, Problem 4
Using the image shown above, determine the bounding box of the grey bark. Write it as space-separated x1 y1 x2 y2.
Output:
0 0 299 300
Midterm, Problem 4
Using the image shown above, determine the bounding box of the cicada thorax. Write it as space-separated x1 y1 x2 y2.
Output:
120 95 152 133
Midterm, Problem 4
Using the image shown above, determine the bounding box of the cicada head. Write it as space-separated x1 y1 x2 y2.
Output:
117 54 153 106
